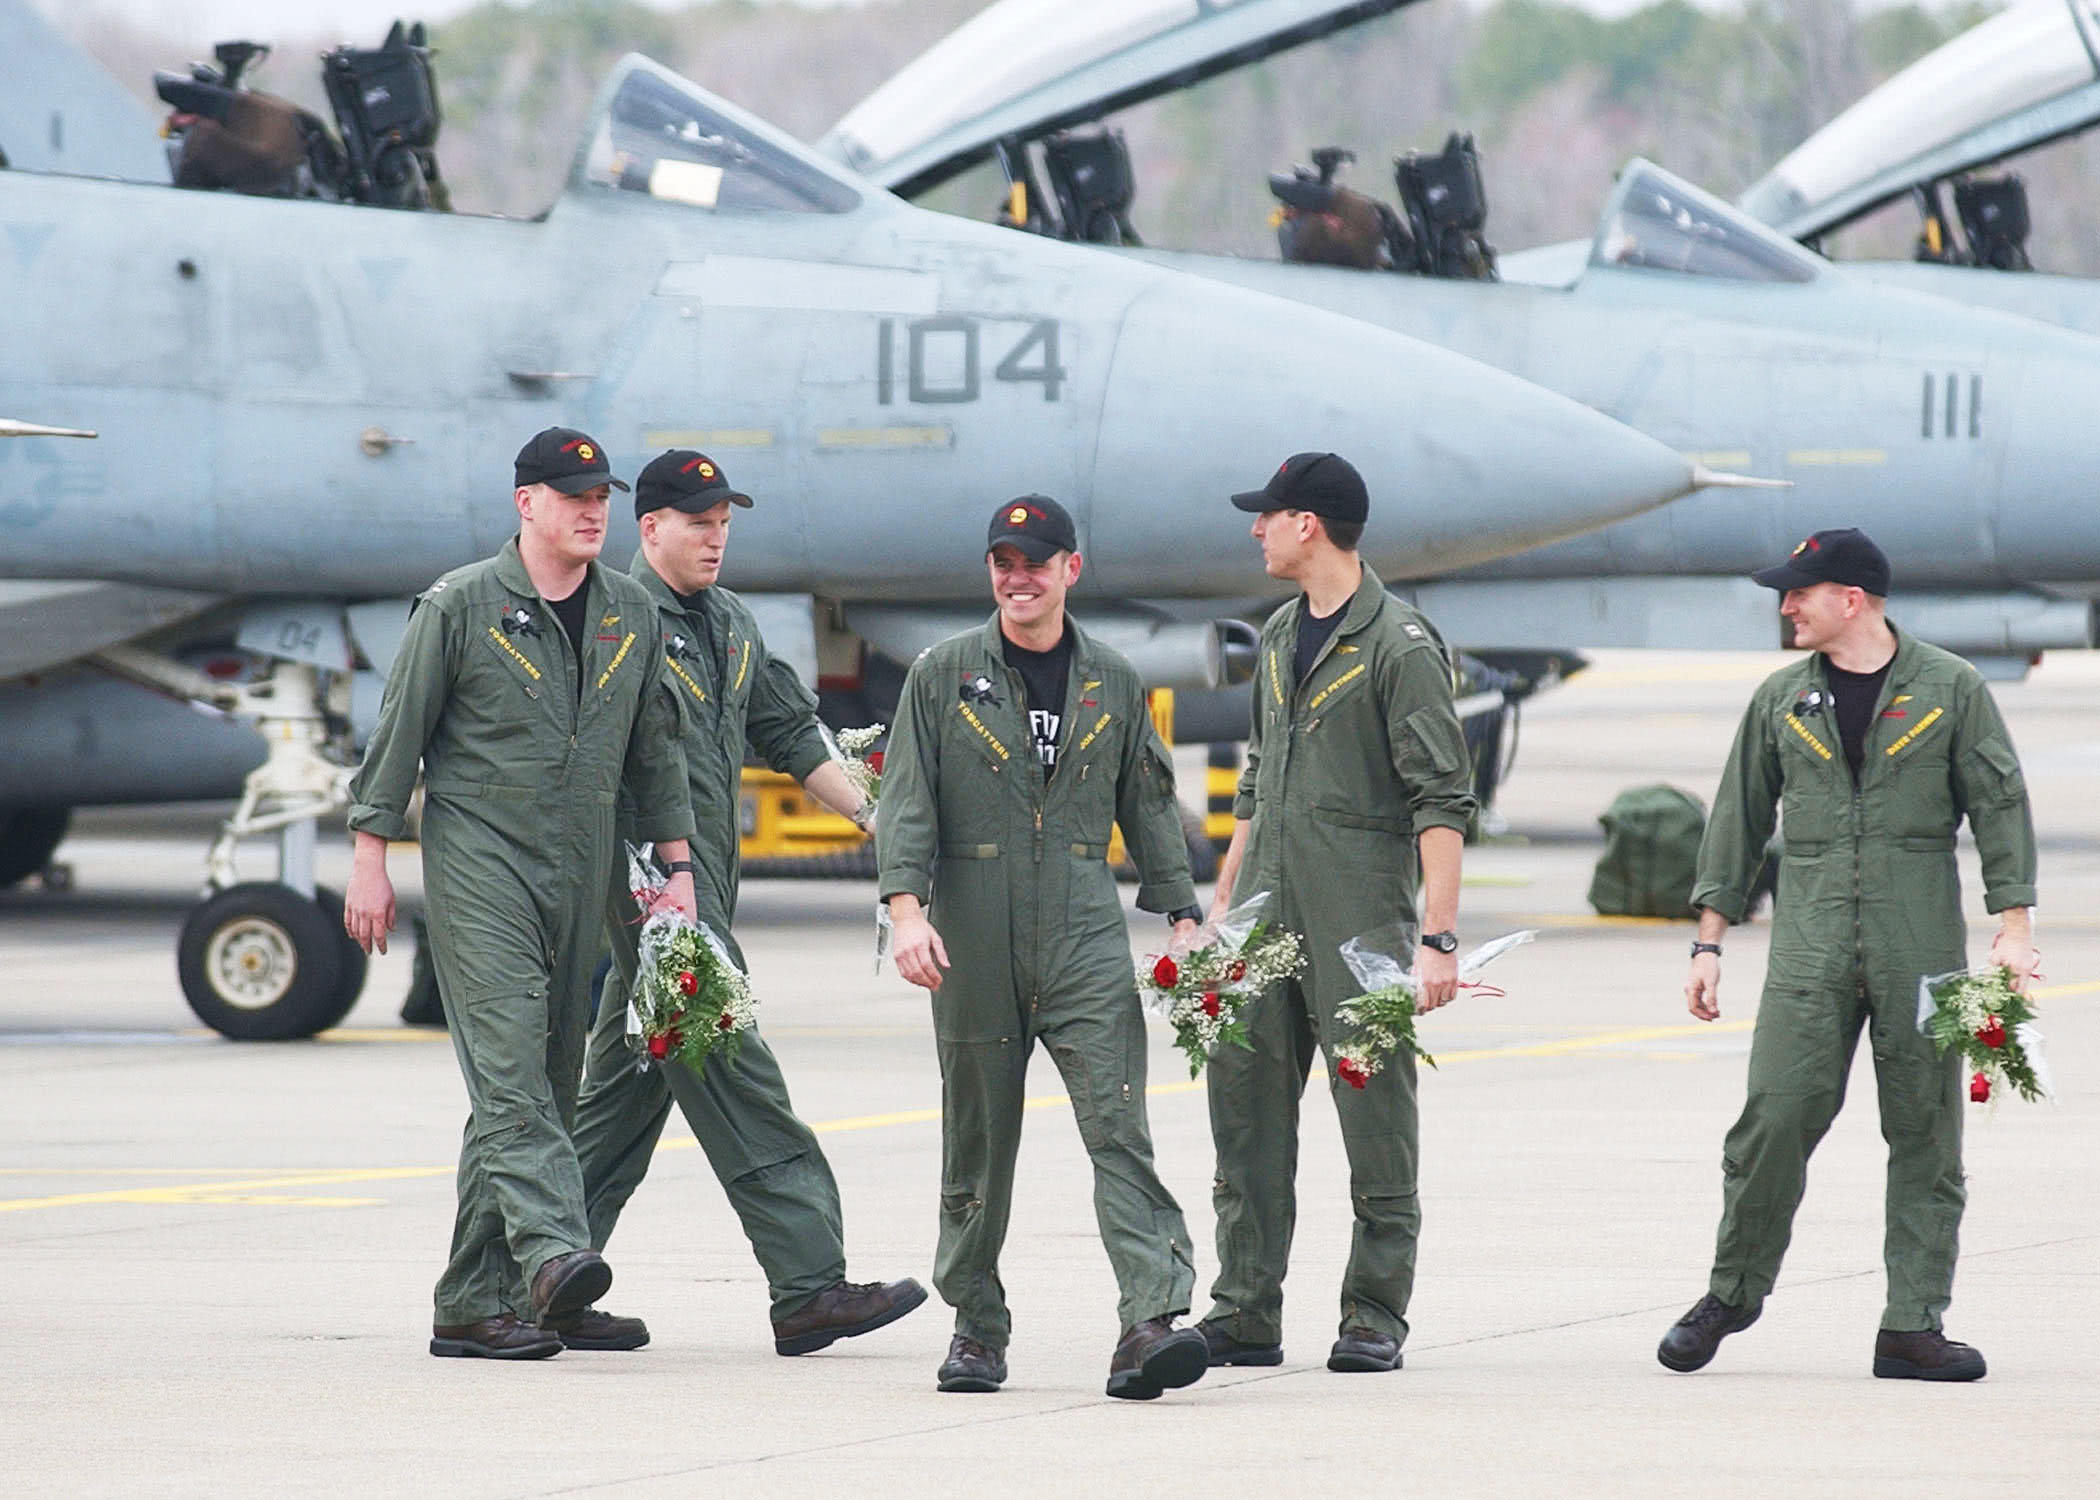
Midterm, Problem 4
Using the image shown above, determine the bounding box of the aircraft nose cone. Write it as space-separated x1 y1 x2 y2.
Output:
1992 346 2100 584
1084 278 1697 595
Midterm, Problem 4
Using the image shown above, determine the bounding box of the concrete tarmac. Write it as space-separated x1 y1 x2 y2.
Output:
2 651 2094 1497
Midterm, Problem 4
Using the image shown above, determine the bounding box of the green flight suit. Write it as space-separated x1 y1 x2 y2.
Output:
570 555 849 1320
877 616 1200 1348
348 539 691 1326
1691 625 2036 1332
1207 565 1477 1349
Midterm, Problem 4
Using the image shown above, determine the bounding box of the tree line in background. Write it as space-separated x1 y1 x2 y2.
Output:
63 0 2100 272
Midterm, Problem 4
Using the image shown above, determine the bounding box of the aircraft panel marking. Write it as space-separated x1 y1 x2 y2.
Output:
5 222 53 268
1921 373 1982 439
876 317 1064 404
815 425 953 450
1786 448 1886 466
657 256 939 315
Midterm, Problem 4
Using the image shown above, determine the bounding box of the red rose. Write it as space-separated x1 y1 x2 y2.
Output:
1969 1071 1991 1104
1200 992 1221 1018
1976 1015 2006 1050
1227 959 1247 983
866 751 884 773
647 1035 670 1060
1152 955 1178 989
1336 1056 1370 1090
678 970 699 997
717 1012 735 1031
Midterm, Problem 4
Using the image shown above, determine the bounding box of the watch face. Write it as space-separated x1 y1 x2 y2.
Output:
1425 932 1458 953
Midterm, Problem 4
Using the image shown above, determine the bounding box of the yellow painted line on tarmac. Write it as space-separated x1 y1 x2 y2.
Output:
0 1165 449 1213
2031 978 2099 1001
8 993 2073 1213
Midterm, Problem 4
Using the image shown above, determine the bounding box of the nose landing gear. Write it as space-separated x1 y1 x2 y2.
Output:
94 644 373 1039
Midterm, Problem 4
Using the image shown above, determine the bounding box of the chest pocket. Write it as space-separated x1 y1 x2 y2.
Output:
718 634 755 712
1303 655 1370 720
1060 707 1122 833
591 631 641 709
478 618 548 703
948 695 1018 777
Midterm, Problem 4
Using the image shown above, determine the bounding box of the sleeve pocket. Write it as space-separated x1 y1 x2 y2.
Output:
1404 704 1463 776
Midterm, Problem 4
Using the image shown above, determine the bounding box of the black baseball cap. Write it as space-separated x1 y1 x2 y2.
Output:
514 426 628 494
1751 527 1891 596
986 494 1079 563
634 450 753 517
1231 451 1369 524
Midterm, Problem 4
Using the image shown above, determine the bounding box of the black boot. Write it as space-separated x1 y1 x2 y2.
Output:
1873 1328 1985 1382
1657 1293 1759 1373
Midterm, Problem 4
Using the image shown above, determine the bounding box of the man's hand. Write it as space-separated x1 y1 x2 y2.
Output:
343 832 396 956
1413 945 1458 1011
889 897 950 992
1990 908 2039 994
1170 917 1199 951
1686 952 1721 1021
649 871 697 924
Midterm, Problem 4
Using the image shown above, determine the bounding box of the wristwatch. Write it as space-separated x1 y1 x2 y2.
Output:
1166 905 1204 928
1691 941 1722 959
664 859 695 878
1421 930 1458 954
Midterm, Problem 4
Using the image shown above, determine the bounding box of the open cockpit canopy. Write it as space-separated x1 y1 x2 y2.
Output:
573 55 862 214
818 0 1413 197
1742 0 2100 242
1594 160 1823 285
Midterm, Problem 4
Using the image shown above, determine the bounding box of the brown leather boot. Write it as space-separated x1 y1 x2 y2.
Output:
529 1249 611 1327
1873 1328 1986 1382
1328 1325 1403 1373
936 1334 1007 1393
430 1314 562 1360
772 1277 928 1355
545 1306 650 1351
1106 1317 1209 1400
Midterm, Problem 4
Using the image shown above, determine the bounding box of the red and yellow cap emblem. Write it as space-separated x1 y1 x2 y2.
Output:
1007 505 1030 525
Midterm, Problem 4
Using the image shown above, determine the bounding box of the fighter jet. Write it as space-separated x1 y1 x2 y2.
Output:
0 40 1709 1038
822 0 2100 674
1741 0 2100 339
0 0 167 181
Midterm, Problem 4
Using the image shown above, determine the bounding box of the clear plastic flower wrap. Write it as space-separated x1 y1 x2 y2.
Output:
1135 890 1307 1078
820 720 886 815
624 842 755 1076
1331 925 1537 1086
1916 965 2053 1105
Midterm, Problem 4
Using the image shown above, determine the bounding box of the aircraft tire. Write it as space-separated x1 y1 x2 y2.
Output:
177 882 349 1041
0 806 72 888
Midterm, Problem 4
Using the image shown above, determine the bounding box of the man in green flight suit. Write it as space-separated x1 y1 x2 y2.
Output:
1660 528 2037 1381
343 427 696 1361
563 450 926 1355
878 495 1212 1399
1201 452 1476 1375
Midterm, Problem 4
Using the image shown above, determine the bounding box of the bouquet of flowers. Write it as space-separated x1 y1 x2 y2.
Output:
1331 925 1536 1087
1136 891 1306 1078
822 722 886 818
624 843 756 1076
1917 965 2053 1105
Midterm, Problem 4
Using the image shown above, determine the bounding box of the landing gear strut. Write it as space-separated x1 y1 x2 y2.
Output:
93 646 372 1039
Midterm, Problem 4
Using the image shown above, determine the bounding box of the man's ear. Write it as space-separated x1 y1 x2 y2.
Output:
1065 551 1084 587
